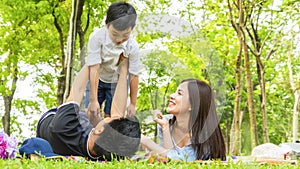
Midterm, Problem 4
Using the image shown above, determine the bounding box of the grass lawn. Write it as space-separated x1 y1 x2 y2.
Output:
0 158 299 169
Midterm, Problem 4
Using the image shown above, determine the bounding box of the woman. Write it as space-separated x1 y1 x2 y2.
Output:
141 79 226 161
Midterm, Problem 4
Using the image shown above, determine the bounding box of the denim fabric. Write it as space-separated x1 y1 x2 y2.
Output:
84 81 90 109
84 76 130 115
97 80 117 115
84 80 117 115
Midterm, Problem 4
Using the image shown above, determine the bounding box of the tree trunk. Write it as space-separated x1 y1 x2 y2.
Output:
63 0 80 102
53 7 66 105
256 59 269 143
230 40 243 155
287 33 300 142
2 95 12 135
260 72 269 143
1 68 18 136
231 0 258 149
227 0 244 155
292 91 300 142
242 31 258 148
76 0 88 68
246 7 270 143
75 0 87 109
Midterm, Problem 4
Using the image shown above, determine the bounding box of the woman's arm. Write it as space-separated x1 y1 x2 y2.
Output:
141 134 197 161
153 111 173 149
140 135 168 156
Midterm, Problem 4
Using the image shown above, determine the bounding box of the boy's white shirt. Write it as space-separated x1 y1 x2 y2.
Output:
86 27 140 83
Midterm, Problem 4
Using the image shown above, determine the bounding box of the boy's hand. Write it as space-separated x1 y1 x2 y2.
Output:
87 101 100 126
127 103 136 117
88 100 100 114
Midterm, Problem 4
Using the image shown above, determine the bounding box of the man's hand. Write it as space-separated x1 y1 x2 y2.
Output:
127 103 136 117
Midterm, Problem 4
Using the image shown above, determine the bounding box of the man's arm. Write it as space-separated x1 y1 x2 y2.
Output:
127 74 138 117
110 58 129 118
66 65 89 104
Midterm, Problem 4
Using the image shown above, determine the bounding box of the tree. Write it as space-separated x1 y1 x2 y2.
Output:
279 0 300 144
63 0 82 102
1 0 300 151
0 0 42 135
0 0 103 134
286 28 300 142
0 53 18 135
63 0 111 103
227 0 258 153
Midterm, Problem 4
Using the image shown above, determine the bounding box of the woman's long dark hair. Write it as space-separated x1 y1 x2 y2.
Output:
170 79 226 160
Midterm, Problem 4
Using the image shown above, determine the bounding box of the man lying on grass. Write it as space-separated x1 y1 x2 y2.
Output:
36 57 141 161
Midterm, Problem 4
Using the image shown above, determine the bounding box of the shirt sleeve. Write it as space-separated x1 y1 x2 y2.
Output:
128 39 140 76
86 28 103 66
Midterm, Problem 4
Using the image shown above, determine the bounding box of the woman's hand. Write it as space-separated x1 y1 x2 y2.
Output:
152 110 169 130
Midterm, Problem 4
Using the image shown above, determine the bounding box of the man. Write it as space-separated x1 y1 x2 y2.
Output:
36 57 141 161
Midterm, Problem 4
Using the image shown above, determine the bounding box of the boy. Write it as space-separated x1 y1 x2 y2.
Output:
85 2 139 119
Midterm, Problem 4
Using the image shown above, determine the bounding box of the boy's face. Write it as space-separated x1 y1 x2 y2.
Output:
107 24 132 46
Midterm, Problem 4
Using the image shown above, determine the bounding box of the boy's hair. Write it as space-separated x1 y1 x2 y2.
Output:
105 2 137 31
92 116 141 161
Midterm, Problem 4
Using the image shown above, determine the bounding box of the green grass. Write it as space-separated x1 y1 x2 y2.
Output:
0 158 299 169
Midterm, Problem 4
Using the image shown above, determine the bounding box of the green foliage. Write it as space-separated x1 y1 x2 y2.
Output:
136 32 168 47
0 0 116 136
166 38 205 80
0 158 298 169
141 121 156 136
142 0 172 14
1 0 300 157
201 0 300 153
137 50 184 111
264 42 299 144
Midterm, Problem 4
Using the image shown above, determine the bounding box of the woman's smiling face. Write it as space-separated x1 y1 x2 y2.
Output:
166 82 191 115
